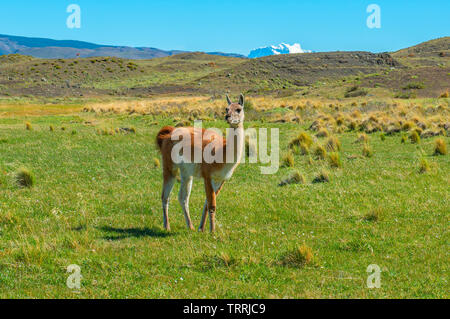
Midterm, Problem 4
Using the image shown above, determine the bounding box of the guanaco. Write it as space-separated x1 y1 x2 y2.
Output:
156 94 245 232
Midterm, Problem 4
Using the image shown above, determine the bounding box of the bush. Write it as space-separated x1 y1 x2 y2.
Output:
15 168 35 188
25 122 32 131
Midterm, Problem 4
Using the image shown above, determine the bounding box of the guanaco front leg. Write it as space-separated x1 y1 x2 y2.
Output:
199 180 224 232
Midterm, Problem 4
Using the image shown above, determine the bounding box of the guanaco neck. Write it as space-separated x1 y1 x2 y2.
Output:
224 123 245 165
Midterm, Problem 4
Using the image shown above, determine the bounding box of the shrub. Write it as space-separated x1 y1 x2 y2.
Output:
328 152 342 168
326 136 341 152
380 133 386 141
281 244 314 267
49 125 54 132
278 171 306 186
434 138 447 155
15 168 35 188
282 152 295 168
312 169 330 183
362 143 373 157
409 131 421 144
439 91 449 98
25 122 32 131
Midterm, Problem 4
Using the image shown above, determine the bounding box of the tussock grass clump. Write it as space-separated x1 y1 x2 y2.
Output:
328 152 342 168
281 152 295 168
313 144 327 160
402 121 414 131
300 143 310 155
362 143 373 158
419 158 431 173
440 91 449 98
278 170 305 186
197 253 238 270
433 138 447 155
281 244 314 267
312 169 330 183
380 133 386 141
316 128 329 138
356 133 368 143
15 168 35 188
25 122 32 131
326 136 341 152
364 209 384 222
409 131 421 144
153 158 160 168
401 135 407 144
49 125 54 132
289 132 313 149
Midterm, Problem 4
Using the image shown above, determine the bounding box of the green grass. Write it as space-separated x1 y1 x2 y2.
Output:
0 109 448 299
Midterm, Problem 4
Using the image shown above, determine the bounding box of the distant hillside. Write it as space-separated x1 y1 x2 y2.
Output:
199 51 401 92
0 38 448 99
392 37 450 58
0 34 245 59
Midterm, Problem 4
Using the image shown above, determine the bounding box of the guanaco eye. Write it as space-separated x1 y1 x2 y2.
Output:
236 108 242 113
226 108 229 112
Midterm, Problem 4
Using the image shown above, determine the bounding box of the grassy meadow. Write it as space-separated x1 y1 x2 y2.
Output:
0 95 448 298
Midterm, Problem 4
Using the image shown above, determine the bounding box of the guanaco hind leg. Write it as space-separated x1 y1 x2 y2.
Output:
161 174 176 231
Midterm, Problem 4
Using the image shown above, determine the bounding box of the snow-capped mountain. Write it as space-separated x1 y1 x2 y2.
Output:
248 43 311 58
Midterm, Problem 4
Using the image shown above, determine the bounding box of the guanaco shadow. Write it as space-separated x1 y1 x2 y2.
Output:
98 226 172 240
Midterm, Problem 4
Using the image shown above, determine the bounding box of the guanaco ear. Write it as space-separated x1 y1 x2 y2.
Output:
239 94 245 107
226 94 232 105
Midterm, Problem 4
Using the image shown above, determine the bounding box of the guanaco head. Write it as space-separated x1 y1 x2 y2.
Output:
225 94 245 127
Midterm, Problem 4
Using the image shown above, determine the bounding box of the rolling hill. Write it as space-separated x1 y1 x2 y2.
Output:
0 34 245 59
0 37 448 99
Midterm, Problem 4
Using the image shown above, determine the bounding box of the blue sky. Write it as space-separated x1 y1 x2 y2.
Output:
1 0 449 55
